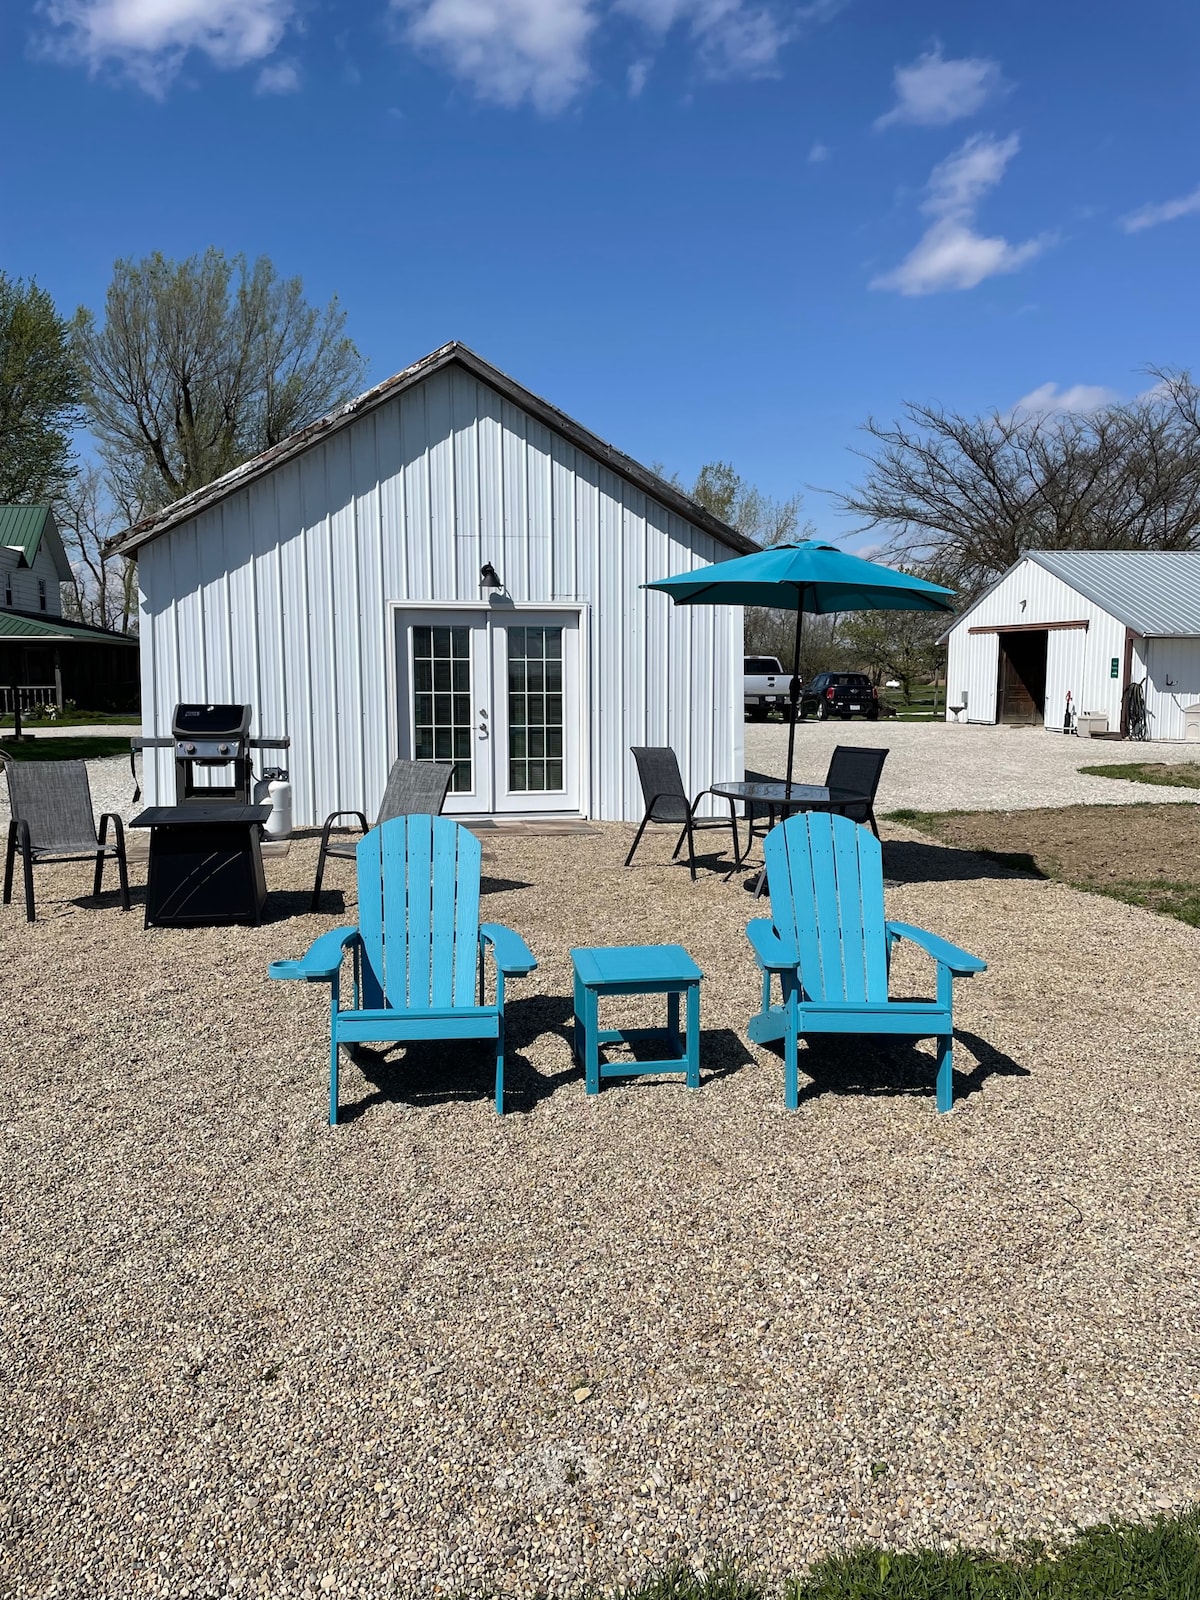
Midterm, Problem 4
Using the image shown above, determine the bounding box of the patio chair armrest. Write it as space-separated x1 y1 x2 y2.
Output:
746 917 798 971
320 810 370 838
97 812 125 849
479 922 537 977
886 921 986 976
269 925 360 982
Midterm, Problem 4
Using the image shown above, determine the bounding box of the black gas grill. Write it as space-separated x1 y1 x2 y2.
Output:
173 702 255 804
130 703 289 927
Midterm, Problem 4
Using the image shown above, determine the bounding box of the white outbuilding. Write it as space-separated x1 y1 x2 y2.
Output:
113 343 753 826
943 549 1200 739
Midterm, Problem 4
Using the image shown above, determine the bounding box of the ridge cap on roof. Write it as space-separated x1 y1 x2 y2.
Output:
106 342 753 558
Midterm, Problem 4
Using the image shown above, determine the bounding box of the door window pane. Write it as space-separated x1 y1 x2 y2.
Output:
412 626 473 792
507 626 565 793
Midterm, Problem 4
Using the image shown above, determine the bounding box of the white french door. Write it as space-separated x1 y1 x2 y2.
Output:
395 608 582 816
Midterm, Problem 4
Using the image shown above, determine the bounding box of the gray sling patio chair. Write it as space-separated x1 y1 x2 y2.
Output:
624 746 740 882
311 758 453 909
1 753 130 923
824 745 888 839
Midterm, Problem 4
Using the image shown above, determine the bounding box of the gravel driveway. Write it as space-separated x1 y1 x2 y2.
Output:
744 720 1198 812
2 824 1198 1598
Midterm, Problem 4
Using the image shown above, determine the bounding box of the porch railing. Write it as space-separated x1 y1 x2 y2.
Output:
0 685 62 714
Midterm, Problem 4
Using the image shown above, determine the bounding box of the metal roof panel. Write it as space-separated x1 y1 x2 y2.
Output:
1027 550 1200 636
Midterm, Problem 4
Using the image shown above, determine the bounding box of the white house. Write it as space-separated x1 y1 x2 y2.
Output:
943 549 1200 739
113 343 753 826
0 505 139 713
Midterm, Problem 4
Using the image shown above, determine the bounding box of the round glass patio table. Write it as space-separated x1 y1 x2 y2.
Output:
709 780 869 894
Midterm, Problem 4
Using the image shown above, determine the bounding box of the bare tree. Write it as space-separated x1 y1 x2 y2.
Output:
73 249 366 510
840 369 1200 601
56 464 140 631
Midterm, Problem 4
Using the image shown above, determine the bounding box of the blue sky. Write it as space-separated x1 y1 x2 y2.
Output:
3 0 1198 541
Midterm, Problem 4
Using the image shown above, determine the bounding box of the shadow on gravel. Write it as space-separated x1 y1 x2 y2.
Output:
880 838 1046 886
337 1002 757 1120
338 994 580 1119
756 1026 1029 1106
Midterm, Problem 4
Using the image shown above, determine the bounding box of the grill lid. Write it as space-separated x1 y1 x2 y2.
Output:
172 703 253 739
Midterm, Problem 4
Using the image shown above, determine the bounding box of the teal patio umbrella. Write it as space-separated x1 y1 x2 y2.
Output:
645 540 955 795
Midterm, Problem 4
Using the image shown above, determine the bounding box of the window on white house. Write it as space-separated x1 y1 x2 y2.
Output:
38 579 47 612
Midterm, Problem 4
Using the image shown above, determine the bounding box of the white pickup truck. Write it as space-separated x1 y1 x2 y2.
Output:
744 656 797 721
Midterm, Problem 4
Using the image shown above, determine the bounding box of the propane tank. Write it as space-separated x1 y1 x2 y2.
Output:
253 767 293 840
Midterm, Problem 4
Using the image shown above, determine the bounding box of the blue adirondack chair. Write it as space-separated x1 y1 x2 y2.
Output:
269 815 537 1122
746 812 986 1112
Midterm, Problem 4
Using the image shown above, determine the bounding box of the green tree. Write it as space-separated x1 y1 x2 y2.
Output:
0 274 80 502
683 459 806 547
840 607 944 703
661 459 813 659
73 249 367 510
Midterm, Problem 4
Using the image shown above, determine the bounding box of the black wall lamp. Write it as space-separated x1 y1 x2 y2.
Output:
480 562 503 589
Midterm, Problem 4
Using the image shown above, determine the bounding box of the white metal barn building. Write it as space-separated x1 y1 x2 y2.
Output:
114 343 753 827
944 549 1200 739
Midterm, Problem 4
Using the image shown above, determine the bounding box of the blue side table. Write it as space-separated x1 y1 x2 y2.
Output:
570 944 703 1094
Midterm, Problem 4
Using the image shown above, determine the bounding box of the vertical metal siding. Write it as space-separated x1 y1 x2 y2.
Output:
138 365 741 822
1145 639 1200 740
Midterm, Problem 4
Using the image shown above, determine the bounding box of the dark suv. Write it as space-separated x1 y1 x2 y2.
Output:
800 672 880 721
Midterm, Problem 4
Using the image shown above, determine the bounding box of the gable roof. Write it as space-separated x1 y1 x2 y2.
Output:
0 506 73 583
108 342 756 558
944 548 1200 640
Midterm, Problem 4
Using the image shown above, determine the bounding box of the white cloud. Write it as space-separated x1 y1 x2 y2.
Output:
391 0 597 113
1121 184 1200 233
615 0 792 81
1010 382 1120 419
36 0 295 94
872 132 1047 295
807 140 829 163
627 56 650 94
256 58 301 93
923 131 1018 214
876 45 1005 130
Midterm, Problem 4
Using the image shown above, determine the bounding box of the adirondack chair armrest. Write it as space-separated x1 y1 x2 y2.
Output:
479 922 537 977
886 921 986 976
746 917 798 971
269 925 360 982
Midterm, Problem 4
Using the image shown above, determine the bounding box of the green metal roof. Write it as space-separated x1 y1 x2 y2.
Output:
0 505 56 565
0 505 74 582
0 609 137 644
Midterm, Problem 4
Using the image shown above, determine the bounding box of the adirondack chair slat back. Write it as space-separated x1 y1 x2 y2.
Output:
764 812 889 1003
356 816 482 1009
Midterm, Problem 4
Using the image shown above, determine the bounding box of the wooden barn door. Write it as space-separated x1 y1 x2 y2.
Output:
997 630 1048 724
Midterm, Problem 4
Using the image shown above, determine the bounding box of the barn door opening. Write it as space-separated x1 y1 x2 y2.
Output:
396 608 581 816
997 630 1048 724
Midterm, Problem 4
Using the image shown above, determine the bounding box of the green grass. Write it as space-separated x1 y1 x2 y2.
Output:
0 736 131 761
1078 762 1200 790
1 710 138 727
576 1511 1200 1599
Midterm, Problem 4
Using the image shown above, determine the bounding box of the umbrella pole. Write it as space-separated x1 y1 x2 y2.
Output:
785 592 804 797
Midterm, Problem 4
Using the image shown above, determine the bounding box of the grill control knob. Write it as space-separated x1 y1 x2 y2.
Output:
186 743 196 754
219 743 230 754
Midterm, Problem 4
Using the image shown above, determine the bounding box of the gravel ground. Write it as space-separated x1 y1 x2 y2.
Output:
2 824 1199 1599
2 722 1194 841
744 720 1199 812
